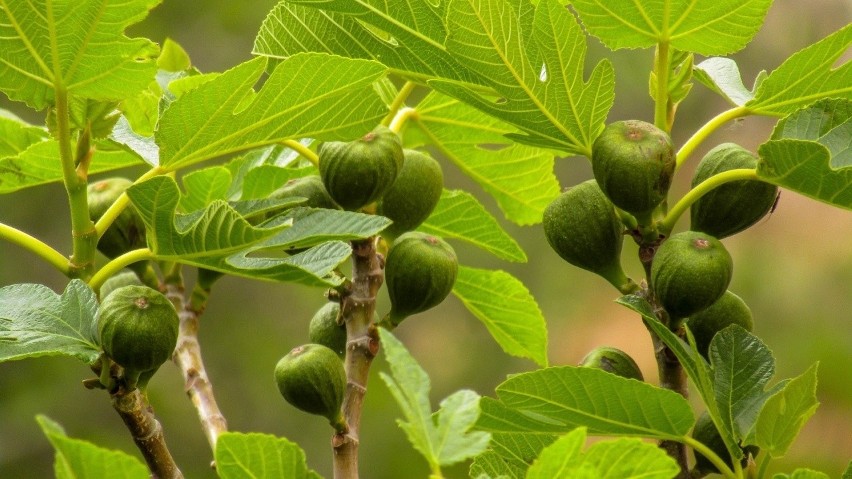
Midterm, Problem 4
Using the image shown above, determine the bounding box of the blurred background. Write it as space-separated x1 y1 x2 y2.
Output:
1 1 850 478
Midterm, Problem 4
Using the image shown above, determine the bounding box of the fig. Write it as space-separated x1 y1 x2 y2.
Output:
651 231 732 319
591 120 675 219
543 179 630 290
308 302 347 357
692 411 759 476
579 346 644 381
318 125 404 211
686 290 754 360
377 149 443 239
274 343 346 431
690 143 779 239
88 177 147 259
99 269 143 300
385 232 458 326
98 285 179 388
269 175 338 211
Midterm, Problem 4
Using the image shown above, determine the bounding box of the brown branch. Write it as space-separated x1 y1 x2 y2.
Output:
112 389 183 479
333 237 383 479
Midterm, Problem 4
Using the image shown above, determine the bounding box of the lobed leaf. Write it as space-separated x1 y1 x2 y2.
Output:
452 266 548 367
0 0 160 110
37 415 148 479
752 363 820 458
419 190 526 263
215 432 322 479
410 92 560 225
0 280 100 364
571 0 771 55
156 54 387 169
693 57 760 107
378 329 491 471
470 431 559 479
431 0 614 157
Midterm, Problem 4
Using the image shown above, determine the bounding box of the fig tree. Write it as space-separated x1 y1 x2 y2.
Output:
318 125 404 211
692 411 759 476
88 177 147 259
651 231 733 320
579 346 644 381
591 120 675 219
385 232 458 326
686 290 754 360
98 285 179 389
690 143 779 239
543 179 630 290
377 149 443 239
274 343 347 431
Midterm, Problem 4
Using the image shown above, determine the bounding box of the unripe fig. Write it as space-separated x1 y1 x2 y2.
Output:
651 231 733 319
686 290 754 360
318 125 404 210
88 177 147 259
692 411 759 476
269 175 338 210
591 120 675 219
274 343 346 431
100 269 143 300
690 143 779 239
377 149 443 239
309 302 347 357
385 232 458 326
543 180 630 290
579 346 644 381
98 285 179 387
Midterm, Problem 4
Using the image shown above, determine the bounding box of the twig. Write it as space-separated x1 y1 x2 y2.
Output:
112 389 183 478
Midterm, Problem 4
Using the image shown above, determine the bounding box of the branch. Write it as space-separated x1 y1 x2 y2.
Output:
333 237 383 479
111 388 183 478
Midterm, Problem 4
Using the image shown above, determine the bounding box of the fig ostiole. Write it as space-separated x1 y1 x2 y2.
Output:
543 179 633 292
98 285 179 390
377 149 443 239
318 125 404 211
651 231 733 321
690 143 779 239
579 346 644 381
686 290 754 361
383 232 458 327
274 343 347 433
591 120 675 222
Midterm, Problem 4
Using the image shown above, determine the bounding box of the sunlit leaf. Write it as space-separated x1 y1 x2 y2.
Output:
752 363 820 457
215 432 322 479
694 57 759 107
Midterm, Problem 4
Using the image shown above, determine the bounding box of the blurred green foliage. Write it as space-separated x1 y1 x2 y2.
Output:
1 1 850 478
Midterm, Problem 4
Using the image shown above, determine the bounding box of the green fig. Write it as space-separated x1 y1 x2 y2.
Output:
98 285 179 388
686 290 754 360
692 411 759 476
592 120 675 220
690 143 779 239
88 177 147 259
274 343 347 431
651 231 733 320
309 302 347 357
377 149 443 239
543 180 630 290
269 175 338 211
100 269 143 300
385 232 458 326
319 125 404 210
579 346 644 381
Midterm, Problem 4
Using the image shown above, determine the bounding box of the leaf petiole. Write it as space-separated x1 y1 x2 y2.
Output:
0 222 70 275
382 81 417 127
89 248 157 294
94 167 164 240
682 435 739 479
390 106 418 134
658 168 758 234
281 139 319 167
676 106 750 172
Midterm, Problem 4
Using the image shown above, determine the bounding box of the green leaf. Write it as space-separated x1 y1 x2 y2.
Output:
757 99 852 209
126 176 354 286
253 2 481 84
709 325 778 440
430 0 614 157
470 449 527 479
694 57 760 106
527 428 680 479
747 24 852 116
844 461 852 479
378 329 491 471
0 115 47 157
571 0 771 55
259 207 391 251
157 38 192 72
0 0 160 110
224 143 316 199
215 432 322 479
419 190 526 263
410 92 559 225
452 266 548 367
36 415 148 479
773 470 832 479
471 432 558 479
0 280 100 364
241 165 316 201
180 167 232 213
0 139 143 194
156 54 387 169
478 366 694 439
753 363 820 457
